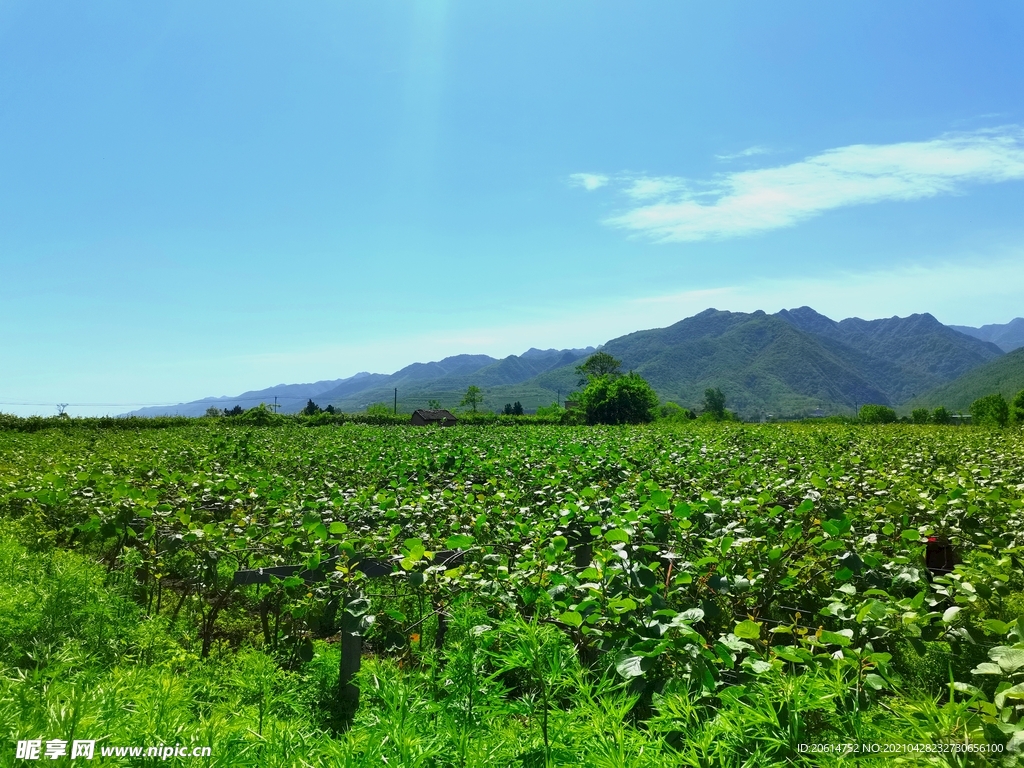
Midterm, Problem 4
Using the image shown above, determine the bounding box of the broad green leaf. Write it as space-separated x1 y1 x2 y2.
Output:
971 663 1003 676
863 674 886 690
607 597 638 614
559 611 583 628
819 630 851 647
445 534 475 549
734 620 762 640
671 608 705 625
995 648 1024 674
995 683 1024 710
615 655 646 679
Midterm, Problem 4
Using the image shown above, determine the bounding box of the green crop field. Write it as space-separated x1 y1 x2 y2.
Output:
2 422 1024 766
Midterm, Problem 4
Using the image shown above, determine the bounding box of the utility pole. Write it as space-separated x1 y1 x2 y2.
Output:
393 388 397 415
273 396 279 413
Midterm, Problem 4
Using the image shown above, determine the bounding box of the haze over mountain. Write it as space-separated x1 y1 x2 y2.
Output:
130 348 596 417
128 308 1012 420
948 319 1024 353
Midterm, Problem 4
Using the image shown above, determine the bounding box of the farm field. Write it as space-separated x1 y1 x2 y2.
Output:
2 422 1024 766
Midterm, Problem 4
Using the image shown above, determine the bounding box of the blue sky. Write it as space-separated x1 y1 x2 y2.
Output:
2 1 1023 415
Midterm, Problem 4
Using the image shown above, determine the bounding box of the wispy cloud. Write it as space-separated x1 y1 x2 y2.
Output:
715 145 771 161
622 176 691 200
568 172 609 191
577 128 1024 242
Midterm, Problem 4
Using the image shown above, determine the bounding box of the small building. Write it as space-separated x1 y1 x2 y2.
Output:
411 409 458 427
564 400 579 411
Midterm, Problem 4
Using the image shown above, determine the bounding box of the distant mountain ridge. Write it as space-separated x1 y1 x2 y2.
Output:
948 319 1024 352
126 309 1017 419
128 348 596 417
129 372 385 418
575 307 1002 417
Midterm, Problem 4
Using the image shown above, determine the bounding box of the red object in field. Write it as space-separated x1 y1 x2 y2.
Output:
925 536 957 575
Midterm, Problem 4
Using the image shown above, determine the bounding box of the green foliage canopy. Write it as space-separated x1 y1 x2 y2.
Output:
575 351 622 386
859 404 897 424
970 393 1010 427
1012 390 1024 425
460 385 483 413
578 372 658 425
702 388 727 420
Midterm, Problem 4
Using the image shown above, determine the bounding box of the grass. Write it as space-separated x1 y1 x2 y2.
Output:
2 531 1014 766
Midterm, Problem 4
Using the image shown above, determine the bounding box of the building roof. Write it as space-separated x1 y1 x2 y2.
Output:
411 409 457 421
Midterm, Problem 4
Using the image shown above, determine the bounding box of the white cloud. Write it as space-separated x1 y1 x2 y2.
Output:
622 176 691 200
591 128 1024 242
568 172 609 191
715 145 771 160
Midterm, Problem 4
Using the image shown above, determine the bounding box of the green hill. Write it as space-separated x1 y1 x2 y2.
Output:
904 348 1024 412
527 308 1002 419
125 307 1006 420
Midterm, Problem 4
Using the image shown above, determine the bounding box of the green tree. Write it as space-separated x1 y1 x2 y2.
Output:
427 399 442 410
931 406 952 425
702 388 727 420
1012 390 1024 425
302 399 322 416
460 385 483 413
366 403 392 416
575 352 622 386
658 402 692 422
502 403 514 415
859 404 897 424
205 406 224 417
535 402 563 419
970 393 1009 427
910 408 930 425
578 372 658 425
224 405 244 417
512 401 524 415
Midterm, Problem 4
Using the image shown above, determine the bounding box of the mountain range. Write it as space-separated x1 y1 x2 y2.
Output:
128 310 1024 420
948 318 1024 353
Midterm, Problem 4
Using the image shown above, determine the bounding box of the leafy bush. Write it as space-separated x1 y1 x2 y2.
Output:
535 402 564 419
910 408 930 424
0 413 196 432
931 406 953 425
578 372 659 425
236 403 286 426
858 404 897 424
1012 389 1024 425
702 388 727 420
970 393 1010 427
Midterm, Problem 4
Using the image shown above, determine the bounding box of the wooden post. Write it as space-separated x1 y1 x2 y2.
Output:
572 524 593 569
338 627 362 710
338 593 363 720
434 598 448 650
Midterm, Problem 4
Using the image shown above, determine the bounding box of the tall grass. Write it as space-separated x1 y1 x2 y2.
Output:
0 534 1012 766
